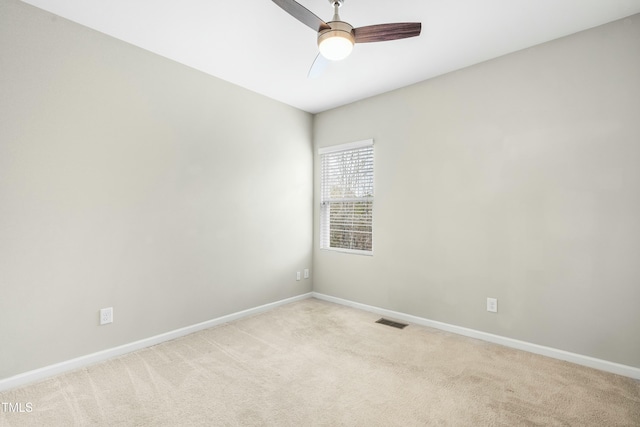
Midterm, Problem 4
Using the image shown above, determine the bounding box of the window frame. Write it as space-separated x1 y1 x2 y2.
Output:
319 139 374 256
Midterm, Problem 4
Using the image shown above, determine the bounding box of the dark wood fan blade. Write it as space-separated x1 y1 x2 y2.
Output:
308 52 330 78
272 0 330 32
354 22 421 43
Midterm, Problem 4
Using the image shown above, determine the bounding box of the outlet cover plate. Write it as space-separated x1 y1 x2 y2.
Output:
100 307 113 325
487 298 498 313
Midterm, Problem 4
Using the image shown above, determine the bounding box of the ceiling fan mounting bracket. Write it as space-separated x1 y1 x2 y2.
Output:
327 0 345 22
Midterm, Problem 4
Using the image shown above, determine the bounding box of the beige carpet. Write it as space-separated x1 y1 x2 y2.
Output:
1 298 639 426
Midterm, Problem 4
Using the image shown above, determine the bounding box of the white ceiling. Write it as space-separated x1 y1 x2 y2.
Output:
21 0 640 113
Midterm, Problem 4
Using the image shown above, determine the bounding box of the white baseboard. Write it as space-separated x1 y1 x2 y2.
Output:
0 292 314 393
312 292 640 380
3 290 637 392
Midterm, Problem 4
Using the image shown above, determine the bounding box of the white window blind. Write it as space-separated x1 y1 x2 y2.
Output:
319 139 374 254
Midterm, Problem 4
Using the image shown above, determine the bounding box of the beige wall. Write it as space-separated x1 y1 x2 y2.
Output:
314 15 640 368
0 0 313 379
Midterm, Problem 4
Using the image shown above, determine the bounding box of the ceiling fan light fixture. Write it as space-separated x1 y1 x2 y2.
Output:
272 0 422 76
318 22 354 61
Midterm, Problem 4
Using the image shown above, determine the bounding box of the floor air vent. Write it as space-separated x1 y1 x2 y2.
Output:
375 318 408 329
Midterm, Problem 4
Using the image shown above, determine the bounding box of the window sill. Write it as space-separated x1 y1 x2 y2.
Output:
320 247 373 256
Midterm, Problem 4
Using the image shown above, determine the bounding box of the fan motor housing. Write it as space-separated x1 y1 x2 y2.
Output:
317 20 355 46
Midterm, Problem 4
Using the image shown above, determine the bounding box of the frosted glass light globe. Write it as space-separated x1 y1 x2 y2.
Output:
318 31 354 61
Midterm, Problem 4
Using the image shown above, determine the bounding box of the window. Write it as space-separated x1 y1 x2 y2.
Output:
319 139 374 254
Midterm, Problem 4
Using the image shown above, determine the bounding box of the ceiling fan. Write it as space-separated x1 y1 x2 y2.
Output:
272 0 422 77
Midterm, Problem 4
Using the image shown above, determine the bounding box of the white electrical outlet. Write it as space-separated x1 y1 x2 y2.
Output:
100 307 113 325
487 298 498 313
296 271 301 281
304 269 309 279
